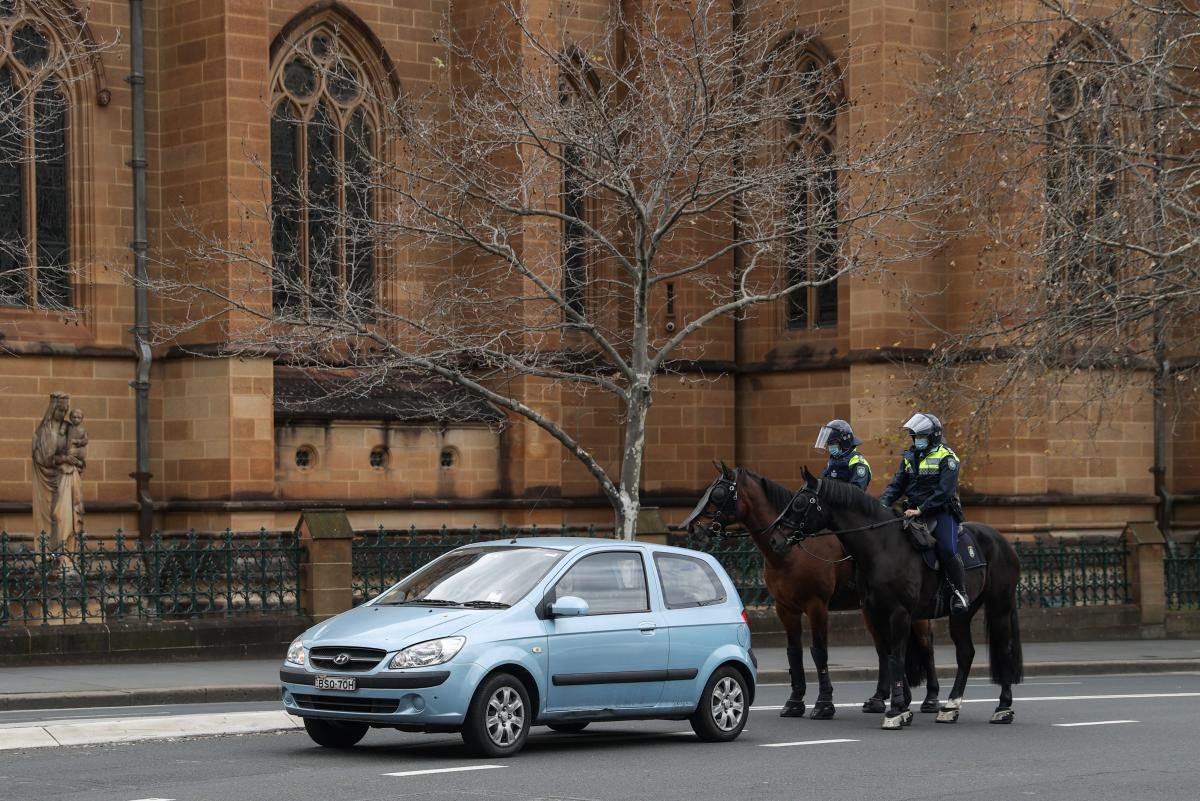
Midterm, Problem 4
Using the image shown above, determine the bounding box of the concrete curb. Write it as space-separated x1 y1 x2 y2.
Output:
3 659 1198 711
754 659 1200 685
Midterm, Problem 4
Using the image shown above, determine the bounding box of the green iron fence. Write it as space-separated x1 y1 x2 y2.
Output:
352 524 611 605
1165 541 1200 610
1014 538 1129 608
0 530 301 626
671 532 1131 610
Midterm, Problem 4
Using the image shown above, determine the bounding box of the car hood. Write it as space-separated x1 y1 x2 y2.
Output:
305 604 495 651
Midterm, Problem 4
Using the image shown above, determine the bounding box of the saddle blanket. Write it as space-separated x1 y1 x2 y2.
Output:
921 525 987 572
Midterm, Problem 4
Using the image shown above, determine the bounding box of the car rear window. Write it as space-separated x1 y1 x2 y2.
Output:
654 553 727 608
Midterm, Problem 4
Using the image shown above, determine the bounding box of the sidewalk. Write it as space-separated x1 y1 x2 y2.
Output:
2 639 1199 712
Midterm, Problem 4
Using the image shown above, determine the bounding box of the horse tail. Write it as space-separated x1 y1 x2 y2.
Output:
985 531 1025 686
904 622 929 687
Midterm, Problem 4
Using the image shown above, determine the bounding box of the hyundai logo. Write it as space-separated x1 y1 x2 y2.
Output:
333 652 352 666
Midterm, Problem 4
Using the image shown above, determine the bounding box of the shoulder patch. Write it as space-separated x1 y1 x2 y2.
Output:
856 465 867 477
946 458 958 471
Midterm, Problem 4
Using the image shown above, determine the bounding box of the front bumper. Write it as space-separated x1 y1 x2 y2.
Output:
280 665 471 728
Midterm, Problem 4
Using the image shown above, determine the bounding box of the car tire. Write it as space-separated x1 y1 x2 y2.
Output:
303 717 369 748
547 722 589 733
689 666 749 742
461 672 532 758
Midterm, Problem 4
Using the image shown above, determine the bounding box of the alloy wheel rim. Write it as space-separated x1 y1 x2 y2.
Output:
485 685 525 746
710 676 745 731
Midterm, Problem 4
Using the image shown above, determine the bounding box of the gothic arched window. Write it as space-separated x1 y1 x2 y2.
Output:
559 61 597 321
784 48 841 330
1045 30 1124 289
270 20 384 318
0 3 72 310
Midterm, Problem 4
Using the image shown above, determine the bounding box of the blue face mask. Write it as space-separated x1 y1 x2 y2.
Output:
913 437 929 451
828 445 843 458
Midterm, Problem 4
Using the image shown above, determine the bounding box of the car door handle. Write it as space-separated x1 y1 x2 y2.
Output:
639 622 656 633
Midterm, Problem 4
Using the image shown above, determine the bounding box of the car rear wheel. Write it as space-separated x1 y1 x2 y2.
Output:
689 666 749 742
303 717 369 748
547 722 589 733
462 672 531 757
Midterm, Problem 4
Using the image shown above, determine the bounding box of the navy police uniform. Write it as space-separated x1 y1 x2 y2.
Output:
880 443 961 562
822 450 872 491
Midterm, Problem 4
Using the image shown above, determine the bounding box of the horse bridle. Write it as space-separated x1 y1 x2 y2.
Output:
681 474 745 538
778 481 899 544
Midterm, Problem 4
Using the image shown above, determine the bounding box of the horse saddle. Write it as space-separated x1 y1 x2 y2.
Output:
903 517 938 550
920 525 987 572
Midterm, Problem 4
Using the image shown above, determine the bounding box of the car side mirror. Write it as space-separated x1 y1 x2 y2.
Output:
548 595 589 617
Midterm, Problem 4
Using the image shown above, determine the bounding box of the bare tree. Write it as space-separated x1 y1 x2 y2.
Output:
923 0 1200 441
150 0 950 538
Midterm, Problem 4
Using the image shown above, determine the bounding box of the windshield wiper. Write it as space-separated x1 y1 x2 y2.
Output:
460 600 511 608
378 598 459 606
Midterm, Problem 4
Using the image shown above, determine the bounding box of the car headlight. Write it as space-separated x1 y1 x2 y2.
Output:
286 636 307 666
389 636 465 669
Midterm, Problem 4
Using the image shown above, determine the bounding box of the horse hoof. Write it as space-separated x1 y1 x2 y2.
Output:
862 698 886 714
809 703 836 720
920 698 941 714
900 710 914 727
881 713 906 731
990 709 1015 725
936 708 960 724
780 700 806 718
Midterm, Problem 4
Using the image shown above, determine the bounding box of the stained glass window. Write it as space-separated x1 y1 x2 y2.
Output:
0 12 72 310
784 50 841 330
270 26 380 318
1045 33 1123 290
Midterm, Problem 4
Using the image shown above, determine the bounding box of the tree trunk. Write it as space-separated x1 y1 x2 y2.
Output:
615 385 650 540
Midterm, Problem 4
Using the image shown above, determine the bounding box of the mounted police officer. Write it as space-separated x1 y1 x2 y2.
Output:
814 419 872 491
880 412 968 614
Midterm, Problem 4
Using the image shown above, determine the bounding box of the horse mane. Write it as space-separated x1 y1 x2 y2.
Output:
739 468 794 513
818 475 887 517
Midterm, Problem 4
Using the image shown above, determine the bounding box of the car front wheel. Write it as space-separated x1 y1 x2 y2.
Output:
690 666 749 742
303 717 369 748
462 672 531 757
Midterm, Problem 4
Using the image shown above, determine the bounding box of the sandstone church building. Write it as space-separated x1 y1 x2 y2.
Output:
0 0 1194 542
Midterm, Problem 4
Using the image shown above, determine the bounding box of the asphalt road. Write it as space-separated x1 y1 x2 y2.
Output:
1 673 1198 801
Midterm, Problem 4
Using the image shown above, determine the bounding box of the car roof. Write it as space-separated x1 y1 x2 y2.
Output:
461 536 712 560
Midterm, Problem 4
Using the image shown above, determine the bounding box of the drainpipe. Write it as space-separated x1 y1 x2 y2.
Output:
128 0 153 540
731 0 746 464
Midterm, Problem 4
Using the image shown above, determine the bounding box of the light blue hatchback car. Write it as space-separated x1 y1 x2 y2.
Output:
280 537 756 756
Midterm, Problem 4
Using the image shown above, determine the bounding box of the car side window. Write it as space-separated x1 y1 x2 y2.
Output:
654 554 727 609
552 552 649 614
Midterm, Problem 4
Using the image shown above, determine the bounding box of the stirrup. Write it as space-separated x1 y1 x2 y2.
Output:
950 589 969 613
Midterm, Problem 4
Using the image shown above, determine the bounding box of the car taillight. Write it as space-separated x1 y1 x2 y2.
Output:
741 609 751 629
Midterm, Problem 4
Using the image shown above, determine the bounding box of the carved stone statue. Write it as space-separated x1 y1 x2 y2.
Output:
31 392 86 553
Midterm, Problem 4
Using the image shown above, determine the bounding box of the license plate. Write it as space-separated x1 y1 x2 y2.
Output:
315 675 356 691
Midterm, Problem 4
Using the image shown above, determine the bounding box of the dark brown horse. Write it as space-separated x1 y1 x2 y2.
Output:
683 464 940 719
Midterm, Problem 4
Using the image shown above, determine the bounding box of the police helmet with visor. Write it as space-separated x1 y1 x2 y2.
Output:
814 419 863 454
901 412 942 450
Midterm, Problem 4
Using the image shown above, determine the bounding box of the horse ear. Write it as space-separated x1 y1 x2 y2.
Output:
711 459 723 476
801 465 818 487
720 459 732 478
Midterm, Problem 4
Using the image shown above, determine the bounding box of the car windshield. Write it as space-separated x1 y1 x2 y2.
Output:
373 546 566 607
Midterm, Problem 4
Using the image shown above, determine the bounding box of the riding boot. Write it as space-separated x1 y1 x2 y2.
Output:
944 554 969 614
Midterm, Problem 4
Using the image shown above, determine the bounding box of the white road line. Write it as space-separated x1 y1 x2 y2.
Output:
1021 681 1083 686
760 738 860 748
1053 720 1139 727
383 765 508 778
752 691 1200 712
